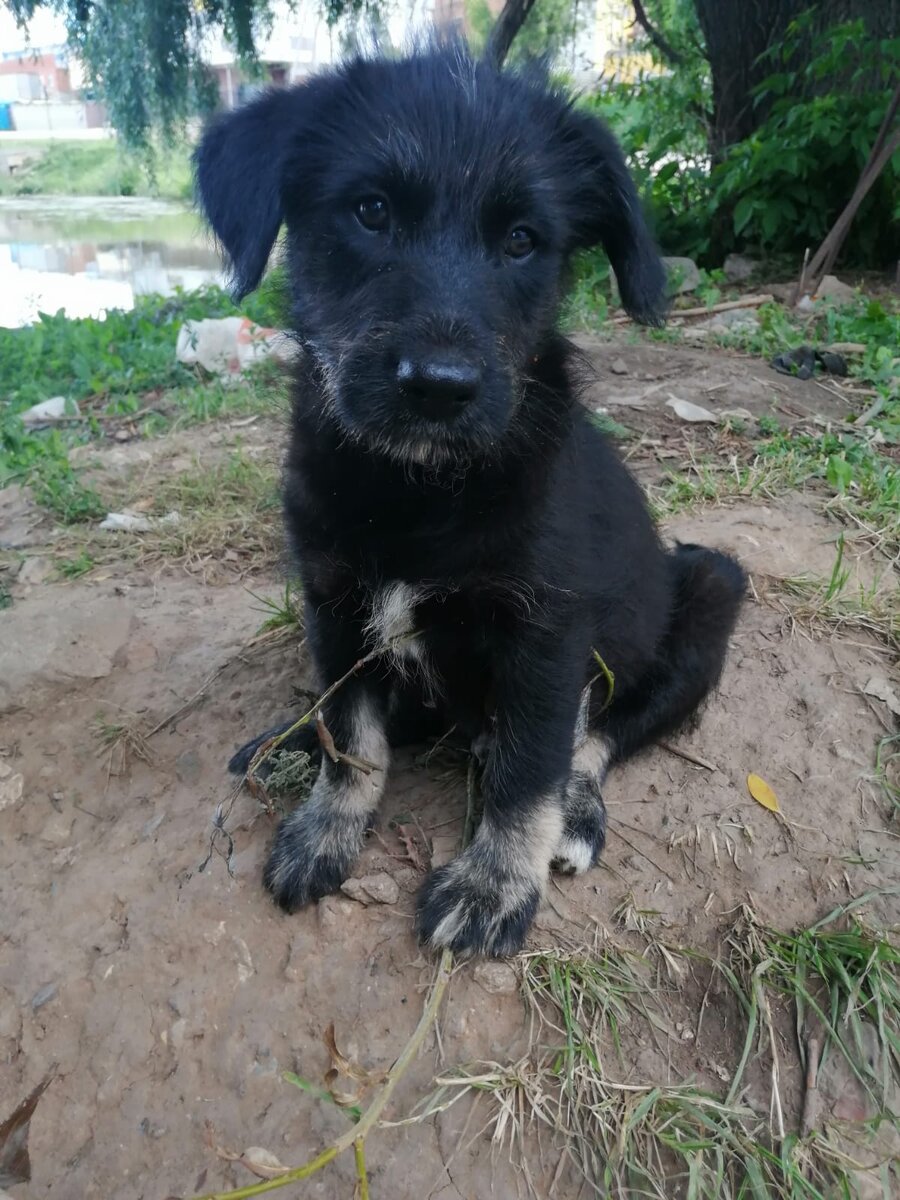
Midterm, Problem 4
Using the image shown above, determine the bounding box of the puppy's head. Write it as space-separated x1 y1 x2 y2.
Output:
196 45 666 465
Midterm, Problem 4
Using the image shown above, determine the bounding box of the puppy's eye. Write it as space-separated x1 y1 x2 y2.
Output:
355 195 390 233
504 227 535 259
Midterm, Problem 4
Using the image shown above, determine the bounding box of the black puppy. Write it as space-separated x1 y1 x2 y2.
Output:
196 43 745 957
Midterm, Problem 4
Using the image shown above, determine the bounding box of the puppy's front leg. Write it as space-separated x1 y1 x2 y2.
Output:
416 623 587 956
264 594 390 911
264 681 389 910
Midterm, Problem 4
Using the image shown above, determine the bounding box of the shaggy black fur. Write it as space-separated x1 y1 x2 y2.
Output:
196 43 745 957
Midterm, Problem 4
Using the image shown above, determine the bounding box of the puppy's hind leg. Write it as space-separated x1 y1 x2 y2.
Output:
601 543 746 762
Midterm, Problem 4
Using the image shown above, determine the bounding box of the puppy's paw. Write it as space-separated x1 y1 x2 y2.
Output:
551 775 606 876
263 802 372 911
228 720 318 777
415 847 540 957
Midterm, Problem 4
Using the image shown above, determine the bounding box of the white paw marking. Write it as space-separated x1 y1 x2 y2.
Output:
551 834 595 875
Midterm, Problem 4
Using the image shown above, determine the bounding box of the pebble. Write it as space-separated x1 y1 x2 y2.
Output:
609 357 628 375
40 811 74 846
473 961 519 996
340 872 400 906
723 253 758 283
662 255 700 294
0 761 24 811
20 396 75 425
31 982 59 1011
17 556 54 585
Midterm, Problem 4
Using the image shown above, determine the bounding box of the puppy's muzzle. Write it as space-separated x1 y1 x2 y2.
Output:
397 356 482 422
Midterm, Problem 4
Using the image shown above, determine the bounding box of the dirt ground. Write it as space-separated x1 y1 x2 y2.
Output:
1 336 898 1199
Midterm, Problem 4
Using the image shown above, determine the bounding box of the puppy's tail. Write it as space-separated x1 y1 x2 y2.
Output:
603 543 746 762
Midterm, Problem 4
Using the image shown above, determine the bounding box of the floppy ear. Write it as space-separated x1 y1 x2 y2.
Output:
194 89 299 298
561 108 668 327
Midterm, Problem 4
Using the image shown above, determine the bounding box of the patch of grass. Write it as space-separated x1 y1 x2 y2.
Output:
407 935 884 1198
57 550 96 579
0 139 193 200
874 734 900 817
0 580 11 609
249 582 305 635
648 425 900 560
0 287 283 416
763 534 900 657
1 288 288 524
726 896 900 1117
92 711 152 779
587 409 633 440
265 751 316 803
31 458 107 525
132 451 281 572
562 249 612 329
142 362 286 434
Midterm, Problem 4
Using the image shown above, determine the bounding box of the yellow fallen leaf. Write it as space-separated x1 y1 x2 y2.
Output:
747 773 781 814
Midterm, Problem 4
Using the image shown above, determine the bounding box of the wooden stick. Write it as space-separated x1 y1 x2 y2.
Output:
800 1033 821 1138
672 294 774 319
658 740 718 772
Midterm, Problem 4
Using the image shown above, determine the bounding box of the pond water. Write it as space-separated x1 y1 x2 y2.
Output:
0 195 224 328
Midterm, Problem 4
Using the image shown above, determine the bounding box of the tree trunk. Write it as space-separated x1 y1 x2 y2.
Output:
693 0 900 160
487 0 539 66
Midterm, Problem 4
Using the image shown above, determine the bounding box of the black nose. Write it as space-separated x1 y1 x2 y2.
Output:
397 357 481 420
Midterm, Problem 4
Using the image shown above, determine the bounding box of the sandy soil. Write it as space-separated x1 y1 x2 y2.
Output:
1 337 898 1199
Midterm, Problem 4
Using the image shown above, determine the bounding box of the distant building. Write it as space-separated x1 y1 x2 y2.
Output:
0 46 73 103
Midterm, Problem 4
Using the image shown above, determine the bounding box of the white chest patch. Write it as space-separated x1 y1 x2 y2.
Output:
366 581 424 651
367 580 422 648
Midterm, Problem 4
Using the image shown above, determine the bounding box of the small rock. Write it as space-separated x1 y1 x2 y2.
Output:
473 961 519 996
231 936 255 983
666 396 717 423
20 396 76 425
17 555 53 585
863 675 900 717
138 1117 167 1138
341 872 400 906
31 982 58 1011
175 749 202 785
663 256 700 295
695 307 760 332
99 509 181 533
0 761 24 811
40 811 74 846
723 253 758 283
609 357 628 376
816 274 856 304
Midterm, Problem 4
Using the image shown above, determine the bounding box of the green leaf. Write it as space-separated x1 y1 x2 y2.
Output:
826 455 855 493
733 195 755 236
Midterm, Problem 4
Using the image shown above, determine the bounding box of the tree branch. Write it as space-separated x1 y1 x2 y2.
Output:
631 0 684 67
487 0 539 67
799 80 900 298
